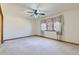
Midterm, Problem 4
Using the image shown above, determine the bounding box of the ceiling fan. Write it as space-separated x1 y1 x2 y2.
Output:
27 9 45 16
24 4 45 17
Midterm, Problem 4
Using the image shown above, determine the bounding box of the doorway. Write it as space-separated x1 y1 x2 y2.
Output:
0 5 3 44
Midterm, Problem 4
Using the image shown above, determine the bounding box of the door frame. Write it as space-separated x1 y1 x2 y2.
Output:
0 4 3 44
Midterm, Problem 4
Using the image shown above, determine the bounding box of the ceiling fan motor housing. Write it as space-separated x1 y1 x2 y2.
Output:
34 10 38 15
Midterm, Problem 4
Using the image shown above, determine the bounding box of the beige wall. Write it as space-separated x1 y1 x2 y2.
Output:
1 4 33 40
44 31 57 39
62 8 79 44
35 8 79 44
31 19 39 35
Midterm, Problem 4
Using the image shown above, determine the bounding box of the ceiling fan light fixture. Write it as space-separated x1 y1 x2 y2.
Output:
34 14 37 18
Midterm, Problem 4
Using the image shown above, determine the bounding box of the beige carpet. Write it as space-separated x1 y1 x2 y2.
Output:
0 36 79 55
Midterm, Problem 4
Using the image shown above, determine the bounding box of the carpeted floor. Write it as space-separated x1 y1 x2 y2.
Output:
0 36 79 55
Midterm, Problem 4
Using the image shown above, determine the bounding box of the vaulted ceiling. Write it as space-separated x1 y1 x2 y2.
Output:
2 3 79 19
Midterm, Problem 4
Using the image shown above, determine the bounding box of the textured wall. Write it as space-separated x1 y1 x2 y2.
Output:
1 4 32 40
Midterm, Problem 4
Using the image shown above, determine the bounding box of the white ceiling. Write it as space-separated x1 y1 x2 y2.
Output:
4 3 79 19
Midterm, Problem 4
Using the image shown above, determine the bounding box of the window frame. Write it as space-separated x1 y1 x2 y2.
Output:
40 15 63 32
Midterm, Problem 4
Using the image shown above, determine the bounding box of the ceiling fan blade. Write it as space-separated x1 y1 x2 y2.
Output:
30 14 34 16
38 9 52 12
38 13 45 15
27 11 33 13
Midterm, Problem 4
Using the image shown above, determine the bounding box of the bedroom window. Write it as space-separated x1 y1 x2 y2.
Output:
41 15 63 32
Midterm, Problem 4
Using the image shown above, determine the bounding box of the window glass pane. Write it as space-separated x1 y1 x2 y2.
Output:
41 23 47 31
47 19 53 30
54 16 62 32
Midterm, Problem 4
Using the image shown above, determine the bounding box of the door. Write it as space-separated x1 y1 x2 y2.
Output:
0 5 3 44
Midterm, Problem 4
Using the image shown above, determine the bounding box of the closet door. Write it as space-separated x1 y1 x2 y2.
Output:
0 5 3 44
